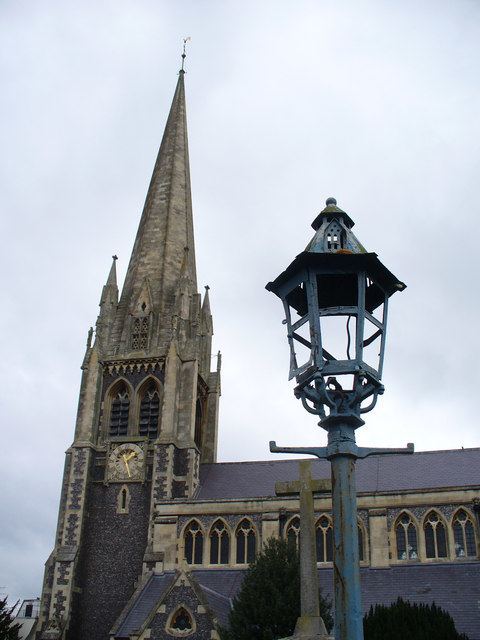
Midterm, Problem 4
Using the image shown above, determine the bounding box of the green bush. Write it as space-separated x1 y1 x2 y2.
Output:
363 597 469 640
220 537 333 640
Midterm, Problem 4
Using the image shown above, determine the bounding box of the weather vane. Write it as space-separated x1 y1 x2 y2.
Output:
181 37 191 72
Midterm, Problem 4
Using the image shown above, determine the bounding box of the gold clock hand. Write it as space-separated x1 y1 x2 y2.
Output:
121 453 131 476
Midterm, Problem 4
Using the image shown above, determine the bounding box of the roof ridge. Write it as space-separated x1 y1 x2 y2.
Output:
201 447 480 467
197 583 232 603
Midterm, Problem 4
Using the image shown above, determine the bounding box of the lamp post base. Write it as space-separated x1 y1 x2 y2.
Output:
279 615 334 639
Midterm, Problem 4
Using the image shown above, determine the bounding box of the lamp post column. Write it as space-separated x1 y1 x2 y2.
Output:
327 421 363 640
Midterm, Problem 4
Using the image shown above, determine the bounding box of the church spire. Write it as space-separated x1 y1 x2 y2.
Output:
111 69 197 351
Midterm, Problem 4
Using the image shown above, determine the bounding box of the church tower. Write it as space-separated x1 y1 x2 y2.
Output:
37 67 221 640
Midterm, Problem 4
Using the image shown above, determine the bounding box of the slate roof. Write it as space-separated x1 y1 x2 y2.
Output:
114 572 175 638
113 563 480 639
114 571 236 638
199 563 480 640
197 448 480 500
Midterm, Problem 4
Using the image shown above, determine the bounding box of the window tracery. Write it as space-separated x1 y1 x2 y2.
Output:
131 315 149 350
209 520 230 565
452 509 476 558
316 515 333 562
286 516 300 549
139 380 160 439
184 520 203 565
395 512 419 560
167 606 194 636
109 383 130 437
424 511 448 559
236 519 256 564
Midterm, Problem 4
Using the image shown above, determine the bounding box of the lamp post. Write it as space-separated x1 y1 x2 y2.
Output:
267 198 414 640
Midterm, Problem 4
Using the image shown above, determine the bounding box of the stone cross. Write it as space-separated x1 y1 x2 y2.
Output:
276 460 333 639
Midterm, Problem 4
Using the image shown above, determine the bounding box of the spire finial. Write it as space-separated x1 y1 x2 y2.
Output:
112 254 118 261
181 37 191 73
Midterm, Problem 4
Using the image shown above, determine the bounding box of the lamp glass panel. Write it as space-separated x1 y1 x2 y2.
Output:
316 273 358 308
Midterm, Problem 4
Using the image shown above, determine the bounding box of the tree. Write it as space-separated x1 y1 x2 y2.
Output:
0 598 21 640
363 598 469 640
220 537 333 640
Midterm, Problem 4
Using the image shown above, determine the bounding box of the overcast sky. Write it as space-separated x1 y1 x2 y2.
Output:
2 0 480 605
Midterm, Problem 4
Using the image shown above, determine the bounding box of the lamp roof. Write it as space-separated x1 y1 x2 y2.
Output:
311 197 355 230
266 197 406 310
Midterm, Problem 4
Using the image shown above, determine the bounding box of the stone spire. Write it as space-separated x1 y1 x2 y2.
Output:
96 255 119 349
111 70 197 352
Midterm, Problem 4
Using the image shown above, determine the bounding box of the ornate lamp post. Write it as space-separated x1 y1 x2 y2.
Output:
267 198 413 640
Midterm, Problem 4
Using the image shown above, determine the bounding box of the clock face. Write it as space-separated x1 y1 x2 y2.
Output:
107 443 145 482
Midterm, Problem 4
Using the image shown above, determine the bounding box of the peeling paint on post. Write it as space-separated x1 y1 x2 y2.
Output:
331 446 363 639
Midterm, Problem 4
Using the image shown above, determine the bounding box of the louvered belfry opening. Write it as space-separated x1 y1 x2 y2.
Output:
109 383 130 437
139 380 160 439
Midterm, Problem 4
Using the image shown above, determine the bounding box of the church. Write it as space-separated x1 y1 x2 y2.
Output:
36 65 480 640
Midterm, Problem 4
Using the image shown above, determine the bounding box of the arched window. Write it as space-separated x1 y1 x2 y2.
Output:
453 510 477 558
116 485 131 514
424 511 448 559
109 383 130 437
395 512 419 560
168 606 194 635
209 520 230 565
358 523 365 562
139 380 160 439
236 519 256 564
184 521 203 565
131 316 149 350
286 516 300 549
316 515 333 562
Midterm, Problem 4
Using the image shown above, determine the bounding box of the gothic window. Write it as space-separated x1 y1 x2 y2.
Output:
169 606 193 635
316 515 333 562
395 512 418 560
209 520 230 565
139 380 160 439
184 520 203 565
109 383 130 436
286 516 300 549
131 315 149 350
424 511 448 559
452 509 477 558
358 524 365 562
116 485 130 514
236 519 256 564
